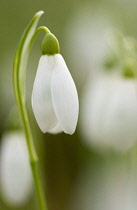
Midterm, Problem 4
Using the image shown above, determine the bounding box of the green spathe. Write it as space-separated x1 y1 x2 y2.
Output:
41 33 60 55
13 11 48 210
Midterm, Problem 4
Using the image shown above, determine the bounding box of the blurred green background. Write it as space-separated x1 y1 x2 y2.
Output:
1 0 137 210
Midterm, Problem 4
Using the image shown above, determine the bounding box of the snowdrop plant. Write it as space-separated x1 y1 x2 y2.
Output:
80 74 137 152
13 11 78 210
80 32 137 152
32 33 79 134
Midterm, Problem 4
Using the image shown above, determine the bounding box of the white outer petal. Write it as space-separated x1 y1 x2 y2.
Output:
80 75 137 152
48 123 62 134
103 79 137 151
32 55 58 133
80 75 115 149
0 131 32 206
51 54 79 135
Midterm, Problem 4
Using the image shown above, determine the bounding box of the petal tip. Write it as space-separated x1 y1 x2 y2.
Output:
39 126 47 134
64 128 76 135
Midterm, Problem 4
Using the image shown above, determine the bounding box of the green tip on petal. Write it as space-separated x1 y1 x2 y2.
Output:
41 33 60 55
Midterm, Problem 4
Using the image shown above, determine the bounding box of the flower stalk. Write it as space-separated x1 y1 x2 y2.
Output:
13 11 49 210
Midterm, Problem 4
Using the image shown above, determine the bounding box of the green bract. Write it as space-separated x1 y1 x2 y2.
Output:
41 33 60 55
13 11 48 210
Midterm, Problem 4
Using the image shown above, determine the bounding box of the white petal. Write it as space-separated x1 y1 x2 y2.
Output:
48 123 62 134
32 55 58 133
0 131 32 206
103 79 137 151
80 76 114 148
51 54 79 135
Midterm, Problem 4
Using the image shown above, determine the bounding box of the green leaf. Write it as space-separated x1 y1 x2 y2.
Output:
13 11 44 162
13 11 44 100
13 12 48 210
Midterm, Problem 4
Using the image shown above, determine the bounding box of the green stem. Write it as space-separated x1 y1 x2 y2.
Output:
14 81 47 210
13 11 49 210
31 162 46 210
30 26 51 47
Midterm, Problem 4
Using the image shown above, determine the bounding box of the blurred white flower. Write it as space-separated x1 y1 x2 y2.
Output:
80 74 137 152
0 131 33 206
32 54 79 135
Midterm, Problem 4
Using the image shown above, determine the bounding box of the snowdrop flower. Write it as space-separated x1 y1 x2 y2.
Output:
32 33 79 134
0 131 32 206
80 74 137 152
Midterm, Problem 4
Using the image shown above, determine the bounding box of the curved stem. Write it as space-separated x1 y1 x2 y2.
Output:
13 11 49 210
30 26 51 47
14 79 46 210
37 26 51 34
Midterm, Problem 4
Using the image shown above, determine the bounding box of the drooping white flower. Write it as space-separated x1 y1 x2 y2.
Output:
80 74 137 152
32 33 79 135
0 131 33 206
